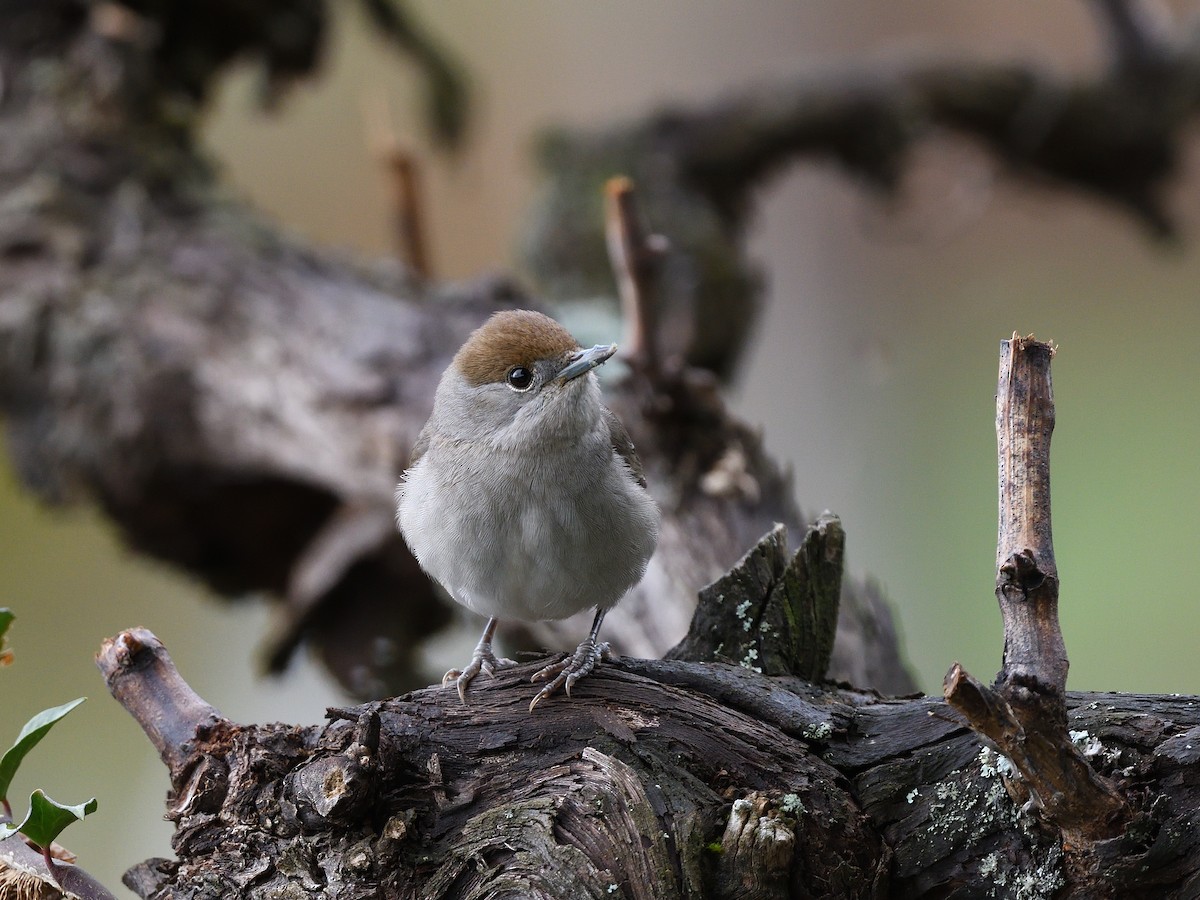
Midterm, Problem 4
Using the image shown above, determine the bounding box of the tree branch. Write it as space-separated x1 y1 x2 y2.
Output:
96 627 229 782
525 9 1200 376
945 336 1130 845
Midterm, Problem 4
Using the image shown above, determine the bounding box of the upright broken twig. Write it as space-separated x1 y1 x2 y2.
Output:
944 334 1129 842
604 176 668 378
366 93 433 278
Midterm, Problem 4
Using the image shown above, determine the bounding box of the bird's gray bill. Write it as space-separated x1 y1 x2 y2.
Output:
556 343 617 382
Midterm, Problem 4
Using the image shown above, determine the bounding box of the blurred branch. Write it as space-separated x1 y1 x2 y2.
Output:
1091 0 1174 74
524 4 1200 374
358 0 471 148
604 176 667 377
0 1 914 700
366 92 434 278
83 0 469 144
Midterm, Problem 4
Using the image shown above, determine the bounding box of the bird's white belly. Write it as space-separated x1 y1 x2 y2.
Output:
398 441 658 623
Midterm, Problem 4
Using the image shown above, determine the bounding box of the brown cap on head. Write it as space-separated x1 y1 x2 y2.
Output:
453 310 581 386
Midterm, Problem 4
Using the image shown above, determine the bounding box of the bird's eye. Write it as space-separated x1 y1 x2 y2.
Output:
506 366 534 391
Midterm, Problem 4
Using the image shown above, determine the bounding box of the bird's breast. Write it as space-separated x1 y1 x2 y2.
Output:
397 434 658 622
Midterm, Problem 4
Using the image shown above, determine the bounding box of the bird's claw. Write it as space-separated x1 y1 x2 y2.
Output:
528 639 612 711
443 646 517 704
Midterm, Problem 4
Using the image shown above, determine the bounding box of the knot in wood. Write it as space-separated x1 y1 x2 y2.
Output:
999 549 1047 598
289 754 371 828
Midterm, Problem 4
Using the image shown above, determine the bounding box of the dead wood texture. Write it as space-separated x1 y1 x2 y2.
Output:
945 337 1130 851
97 628 1200 899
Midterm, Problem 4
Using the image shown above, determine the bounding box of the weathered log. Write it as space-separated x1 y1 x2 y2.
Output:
97 627 1200 898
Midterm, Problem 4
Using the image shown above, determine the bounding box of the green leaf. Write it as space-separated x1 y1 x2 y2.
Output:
0 697 86 804
2 790 97 849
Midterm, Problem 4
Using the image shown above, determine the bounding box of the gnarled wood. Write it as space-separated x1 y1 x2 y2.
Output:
99 627 1200 898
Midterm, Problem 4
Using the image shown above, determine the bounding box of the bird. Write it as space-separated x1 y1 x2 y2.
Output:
396 309 660 710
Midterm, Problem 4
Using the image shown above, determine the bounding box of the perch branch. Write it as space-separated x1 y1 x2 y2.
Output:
103 628 1200 896
944 335 1129 842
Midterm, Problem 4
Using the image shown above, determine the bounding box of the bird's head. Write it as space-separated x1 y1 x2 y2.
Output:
432 310 616 447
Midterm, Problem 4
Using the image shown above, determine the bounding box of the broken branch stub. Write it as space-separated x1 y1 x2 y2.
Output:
945 335 1130 842
666 515 843 682
995 335 1066 702
95 628 230 783
605 175 667 376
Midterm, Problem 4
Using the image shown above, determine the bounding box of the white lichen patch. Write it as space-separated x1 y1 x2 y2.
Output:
779 793 806 816
978 851 1003 882
918 766 1065 900
1069 729 1102 758
1069 728 1121 767
739 647 762 674
736 599 753 631
923 768 1019 852
906 788 919 804
979 746 1016 780
1011 845 1065 900
802 721 833 742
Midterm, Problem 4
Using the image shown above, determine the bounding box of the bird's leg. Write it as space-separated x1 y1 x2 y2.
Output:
529 608 613 711
442 617 517 704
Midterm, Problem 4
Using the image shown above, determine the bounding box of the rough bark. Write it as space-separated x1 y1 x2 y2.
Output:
95 628 1200 899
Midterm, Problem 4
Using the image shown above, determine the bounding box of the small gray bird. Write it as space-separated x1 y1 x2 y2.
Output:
397 309 660 710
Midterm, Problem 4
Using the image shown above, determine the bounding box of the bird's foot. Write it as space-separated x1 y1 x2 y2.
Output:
528 638 613 711
443 643 517 705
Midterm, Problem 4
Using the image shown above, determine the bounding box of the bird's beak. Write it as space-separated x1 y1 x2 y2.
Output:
556 343 617 382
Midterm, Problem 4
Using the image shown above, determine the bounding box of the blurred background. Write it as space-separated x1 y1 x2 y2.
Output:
3 0 1199 890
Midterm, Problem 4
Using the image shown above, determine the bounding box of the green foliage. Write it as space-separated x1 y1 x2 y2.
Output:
0 697 86 806
2 789 97 849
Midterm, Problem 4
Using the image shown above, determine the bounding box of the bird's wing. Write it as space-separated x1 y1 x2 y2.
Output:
604 407 647 489
408 420 433 469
